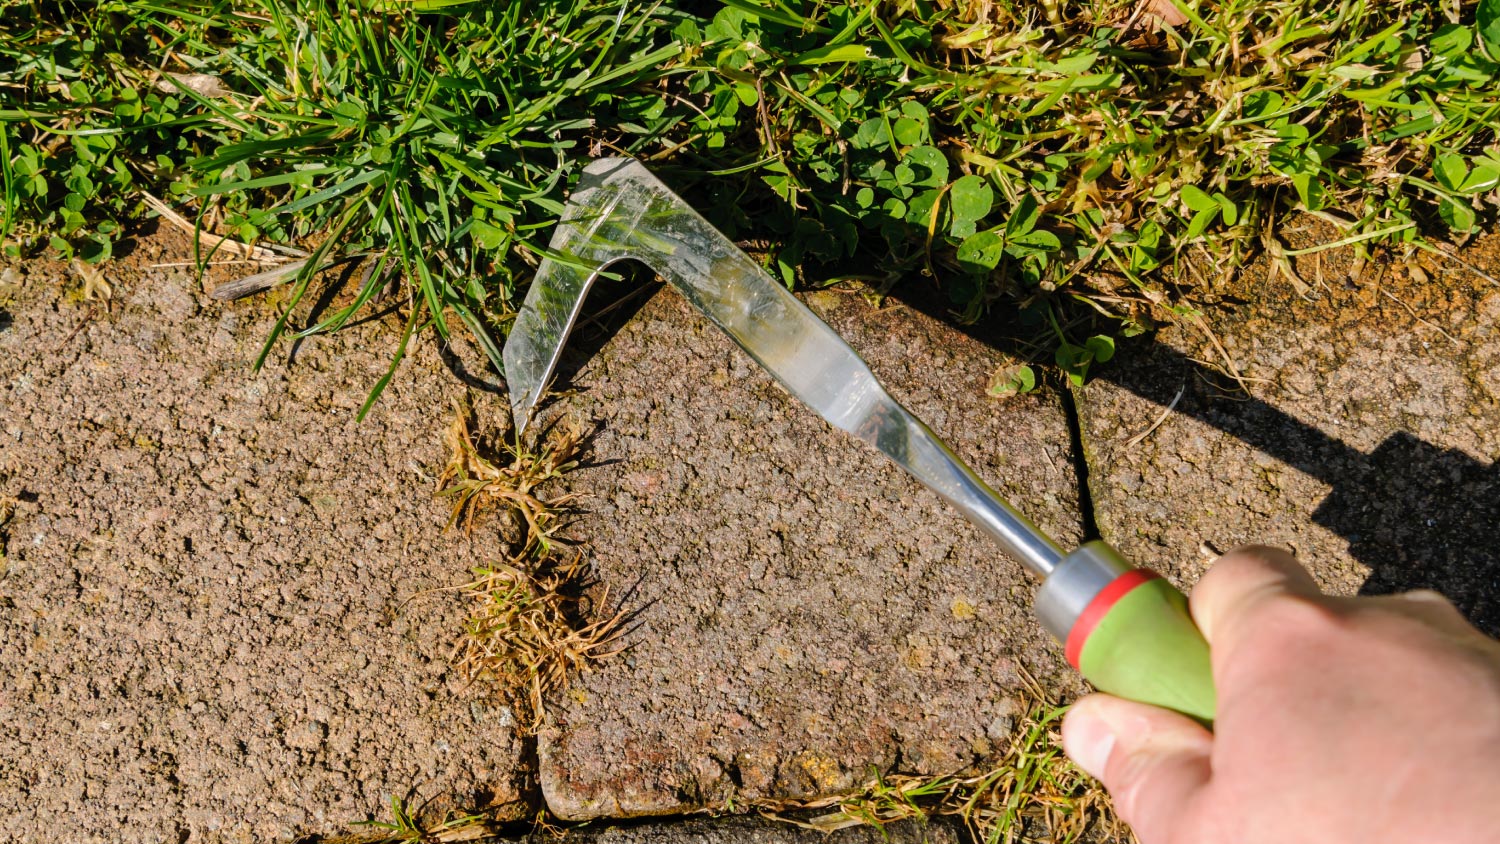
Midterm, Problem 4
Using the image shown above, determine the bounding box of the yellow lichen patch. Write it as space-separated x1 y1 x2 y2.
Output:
792 749 847 793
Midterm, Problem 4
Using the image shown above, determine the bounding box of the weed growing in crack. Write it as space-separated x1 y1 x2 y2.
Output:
431 398 626 733
450 557 628 734
437 398 582 555
951 698 1122 844
349 796 493 844
766 676 1124 844
344 800 563 844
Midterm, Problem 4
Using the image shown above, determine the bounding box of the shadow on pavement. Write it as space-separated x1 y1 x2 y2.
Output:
889 287 1500 635
532 158 1500 633
1102 337 1500 633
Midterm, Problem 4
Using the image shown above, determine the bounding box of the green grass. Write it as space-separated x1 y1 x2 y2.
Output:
3 0 1499 403
349 795 496 843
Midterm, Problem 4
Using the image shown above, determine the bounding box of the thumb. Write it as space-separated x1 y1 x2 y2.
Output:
1063 694 1213 844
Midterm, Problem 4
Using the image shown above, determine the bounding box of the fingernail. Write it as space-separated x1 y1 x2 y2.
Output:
1063 702 1118 780
1399 589 1450 604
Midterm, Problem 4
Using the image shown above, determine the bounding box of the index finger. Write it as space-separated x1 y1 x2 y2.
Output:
1189 545 1323 646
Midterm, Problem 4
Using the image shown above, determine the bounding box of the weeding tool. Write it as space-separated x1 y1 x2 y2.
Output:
503 158 1215 721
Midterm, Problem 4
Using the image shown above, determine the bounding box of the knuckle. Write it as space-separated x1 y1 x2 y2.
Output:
1242 593 1345 646
1396 589 1467 621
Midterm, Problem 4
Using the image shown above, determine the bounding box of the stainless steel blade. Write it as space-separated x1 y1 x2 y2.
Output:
503 157 1064 577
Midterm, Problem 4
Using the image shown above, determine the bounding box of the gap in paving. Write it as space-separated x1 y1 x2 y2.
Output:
306 811 972 844
1059 384 1103 543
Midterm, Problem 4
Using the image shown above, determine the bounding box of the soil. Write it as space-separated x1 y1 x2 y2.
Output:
0 230 527 843
532 287 1085 820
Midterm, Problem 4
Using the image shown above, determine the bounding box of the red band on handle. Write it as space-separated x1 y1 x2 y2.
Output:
1064 569 1162 668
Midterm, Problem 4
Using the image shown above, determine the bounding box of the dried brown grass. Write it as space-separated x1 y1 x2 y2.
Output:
432 398 625 733
763 674 1127 844
450 557 627 733
437 397 583 554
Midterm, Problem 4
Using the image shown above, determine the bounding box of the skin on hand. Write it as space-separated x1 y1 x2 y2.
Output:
1062 546 1500 844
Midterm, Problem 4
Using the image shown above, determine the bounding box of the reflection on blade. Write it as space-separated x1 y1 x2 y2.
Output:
503 158 1064 577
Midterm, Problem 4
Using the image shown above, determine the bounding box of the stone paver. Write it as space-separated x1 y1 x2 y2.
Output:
1077 235 1500 632
0 233 526 843
534 287 1086 820
18 218 1497 841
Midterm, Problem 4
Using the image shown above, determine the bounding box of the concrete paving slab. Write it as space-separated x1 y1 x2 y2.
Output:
0 232 526 843
1076 233 1500 632
533 287 1086 820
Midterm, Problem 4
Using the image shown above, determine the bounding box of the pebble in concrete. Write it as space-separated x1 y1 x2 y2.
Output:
534 288 1087 820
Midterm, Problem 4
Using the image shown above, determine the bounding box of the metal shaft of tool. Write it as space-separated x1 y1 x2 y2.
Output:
504 159 1066 577
848 396 1066 577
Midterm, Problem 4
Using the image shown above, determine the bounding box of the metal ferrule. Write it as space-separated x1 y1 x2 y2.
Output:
1034 541 1133 643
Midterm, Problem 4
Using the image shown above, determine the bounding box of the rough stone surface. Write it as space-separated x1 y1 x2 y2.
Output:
17 213 1498 841
1077 231 1500 632
535 287 1086 820
0 232 526 843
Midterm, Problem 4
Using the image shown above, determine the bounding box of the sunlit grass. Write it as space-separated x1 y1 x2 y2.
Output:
2 0 1496 398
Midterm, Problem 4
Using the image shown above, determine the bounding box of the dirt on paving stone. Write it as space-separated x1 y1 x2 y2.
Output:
1078 223 1500 633
530 284 1088 821
0 229 529 843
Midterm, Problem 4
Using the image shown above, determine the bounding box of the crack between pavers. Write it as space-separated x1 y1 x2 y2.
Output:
306 792 973 844
1059 383 1102 543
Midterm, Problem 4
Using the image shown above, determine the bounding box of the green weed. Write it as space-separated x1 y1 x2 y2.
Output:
767 680 1124 843
350 795 497 843
3 0 1498 398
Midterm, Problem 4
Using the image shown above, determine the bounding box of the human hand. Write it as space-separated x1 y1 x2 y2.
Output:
1061 546 1500 843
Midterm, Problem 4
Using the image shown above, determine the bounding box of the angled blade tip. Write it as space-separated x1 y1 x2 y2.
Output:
510 384 538 439
501 155 650 440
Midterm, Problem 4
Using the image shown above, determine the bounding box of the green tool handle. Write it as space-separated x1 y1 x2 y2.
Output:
1038 542 1216 723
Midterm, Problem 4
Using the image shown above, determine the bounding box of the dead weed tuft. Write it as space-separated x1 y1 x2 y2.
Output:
764 675 1126 843
429 398 626 733
437 397 582 554
450 557 627 733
